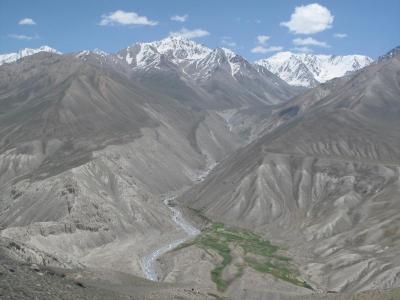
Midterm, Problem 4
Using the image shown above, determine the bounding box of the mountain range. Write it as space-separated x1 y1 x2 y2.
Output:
178 47 400 296
0 38 373 90
0 37 399 299
0 36 296 287
256 51 373 87
0 45 60 65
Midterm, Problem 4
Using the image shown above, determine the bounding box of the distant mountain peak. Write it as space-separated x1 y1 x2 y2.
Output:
117 36 212 70
92 49 108 56
147 35 211 61
0 46 61 65
255 52 373 87
219 47 236 58
378 46 400 61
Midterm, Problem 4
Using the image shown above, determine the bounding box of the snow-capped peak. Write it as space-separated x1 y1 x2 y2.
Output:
220 47 236 59
75 50 90 58
0 46 61 66
93 49 109 56
76 49 109 58
118 36 212 70
216 48 244 77
255 51 373 87
186 47 253 80
148 36 211 61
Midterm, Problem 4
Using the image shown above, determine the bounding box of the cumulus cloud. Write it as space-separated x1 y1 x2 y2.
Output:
293 37 330 48
169 28 210 39
99 10 158 26
18 18 36 25
171 14 188 22
9 34 37 40
281 3 334 34
251 46 283 54
334 33 347 38
257 35 270 45
292 46 314 53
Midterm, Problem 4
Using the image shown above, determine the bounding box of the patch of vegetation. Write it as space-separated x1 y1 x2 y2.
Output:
244 257 311 289
180 223 312 292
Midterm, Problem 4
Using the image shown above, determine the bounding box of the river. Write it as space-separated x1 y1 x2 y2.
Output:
139 196 200 281
140 162 218 281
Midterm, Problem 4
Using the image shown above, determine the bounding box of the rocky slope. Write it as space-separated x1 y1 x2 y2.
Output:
0 38 299 282
2 37 397 299
0 238 216 300
2 237 399 300
256 52 373 87
177 47 400 295
0 46 60 66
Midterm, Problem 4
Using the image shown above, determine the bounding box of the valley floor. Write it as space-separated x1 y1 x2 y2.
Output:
2 242 399 300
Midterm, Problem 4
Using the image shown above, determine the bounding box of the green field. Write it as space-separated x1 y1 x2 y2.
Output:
178 223 312 291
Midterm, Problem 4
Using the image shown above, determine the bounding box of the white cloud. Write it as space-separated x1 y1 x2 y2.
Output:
251 45 283 54
18 18 36 25
9 34 37 40
281 3 334 34
169 28 209 39
256 35 270 45
99 10 158 26
334 33 347 38
292 46 314 53
171 14 188 22
293 37 329 48
221 36 236 47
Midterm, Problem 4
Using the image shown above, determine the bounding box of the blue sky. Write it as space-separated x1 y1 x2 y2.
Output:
1 0 399 60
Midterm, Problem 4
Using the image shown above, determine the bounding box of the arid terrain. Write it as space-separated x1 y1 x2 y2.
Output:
0 21 399 299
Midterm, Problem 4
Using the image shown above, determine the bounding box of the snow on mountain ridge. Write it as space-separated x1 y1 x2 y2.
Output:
93 49 109 56
116 36 212 71
118 37 251 79
0 37 213 70
1 39 374 88
148 36 211 61
0 46 61 65
186 47 253 80
255 52 373 87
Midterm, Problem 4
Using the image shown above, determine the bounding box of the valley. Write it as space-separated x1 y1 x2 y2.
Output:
0 21 399 299
174 223 312 292
140 196 200 282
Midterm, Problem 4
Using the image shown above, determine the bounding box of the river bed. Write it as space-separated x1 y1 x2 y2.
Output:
140 196 200 281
